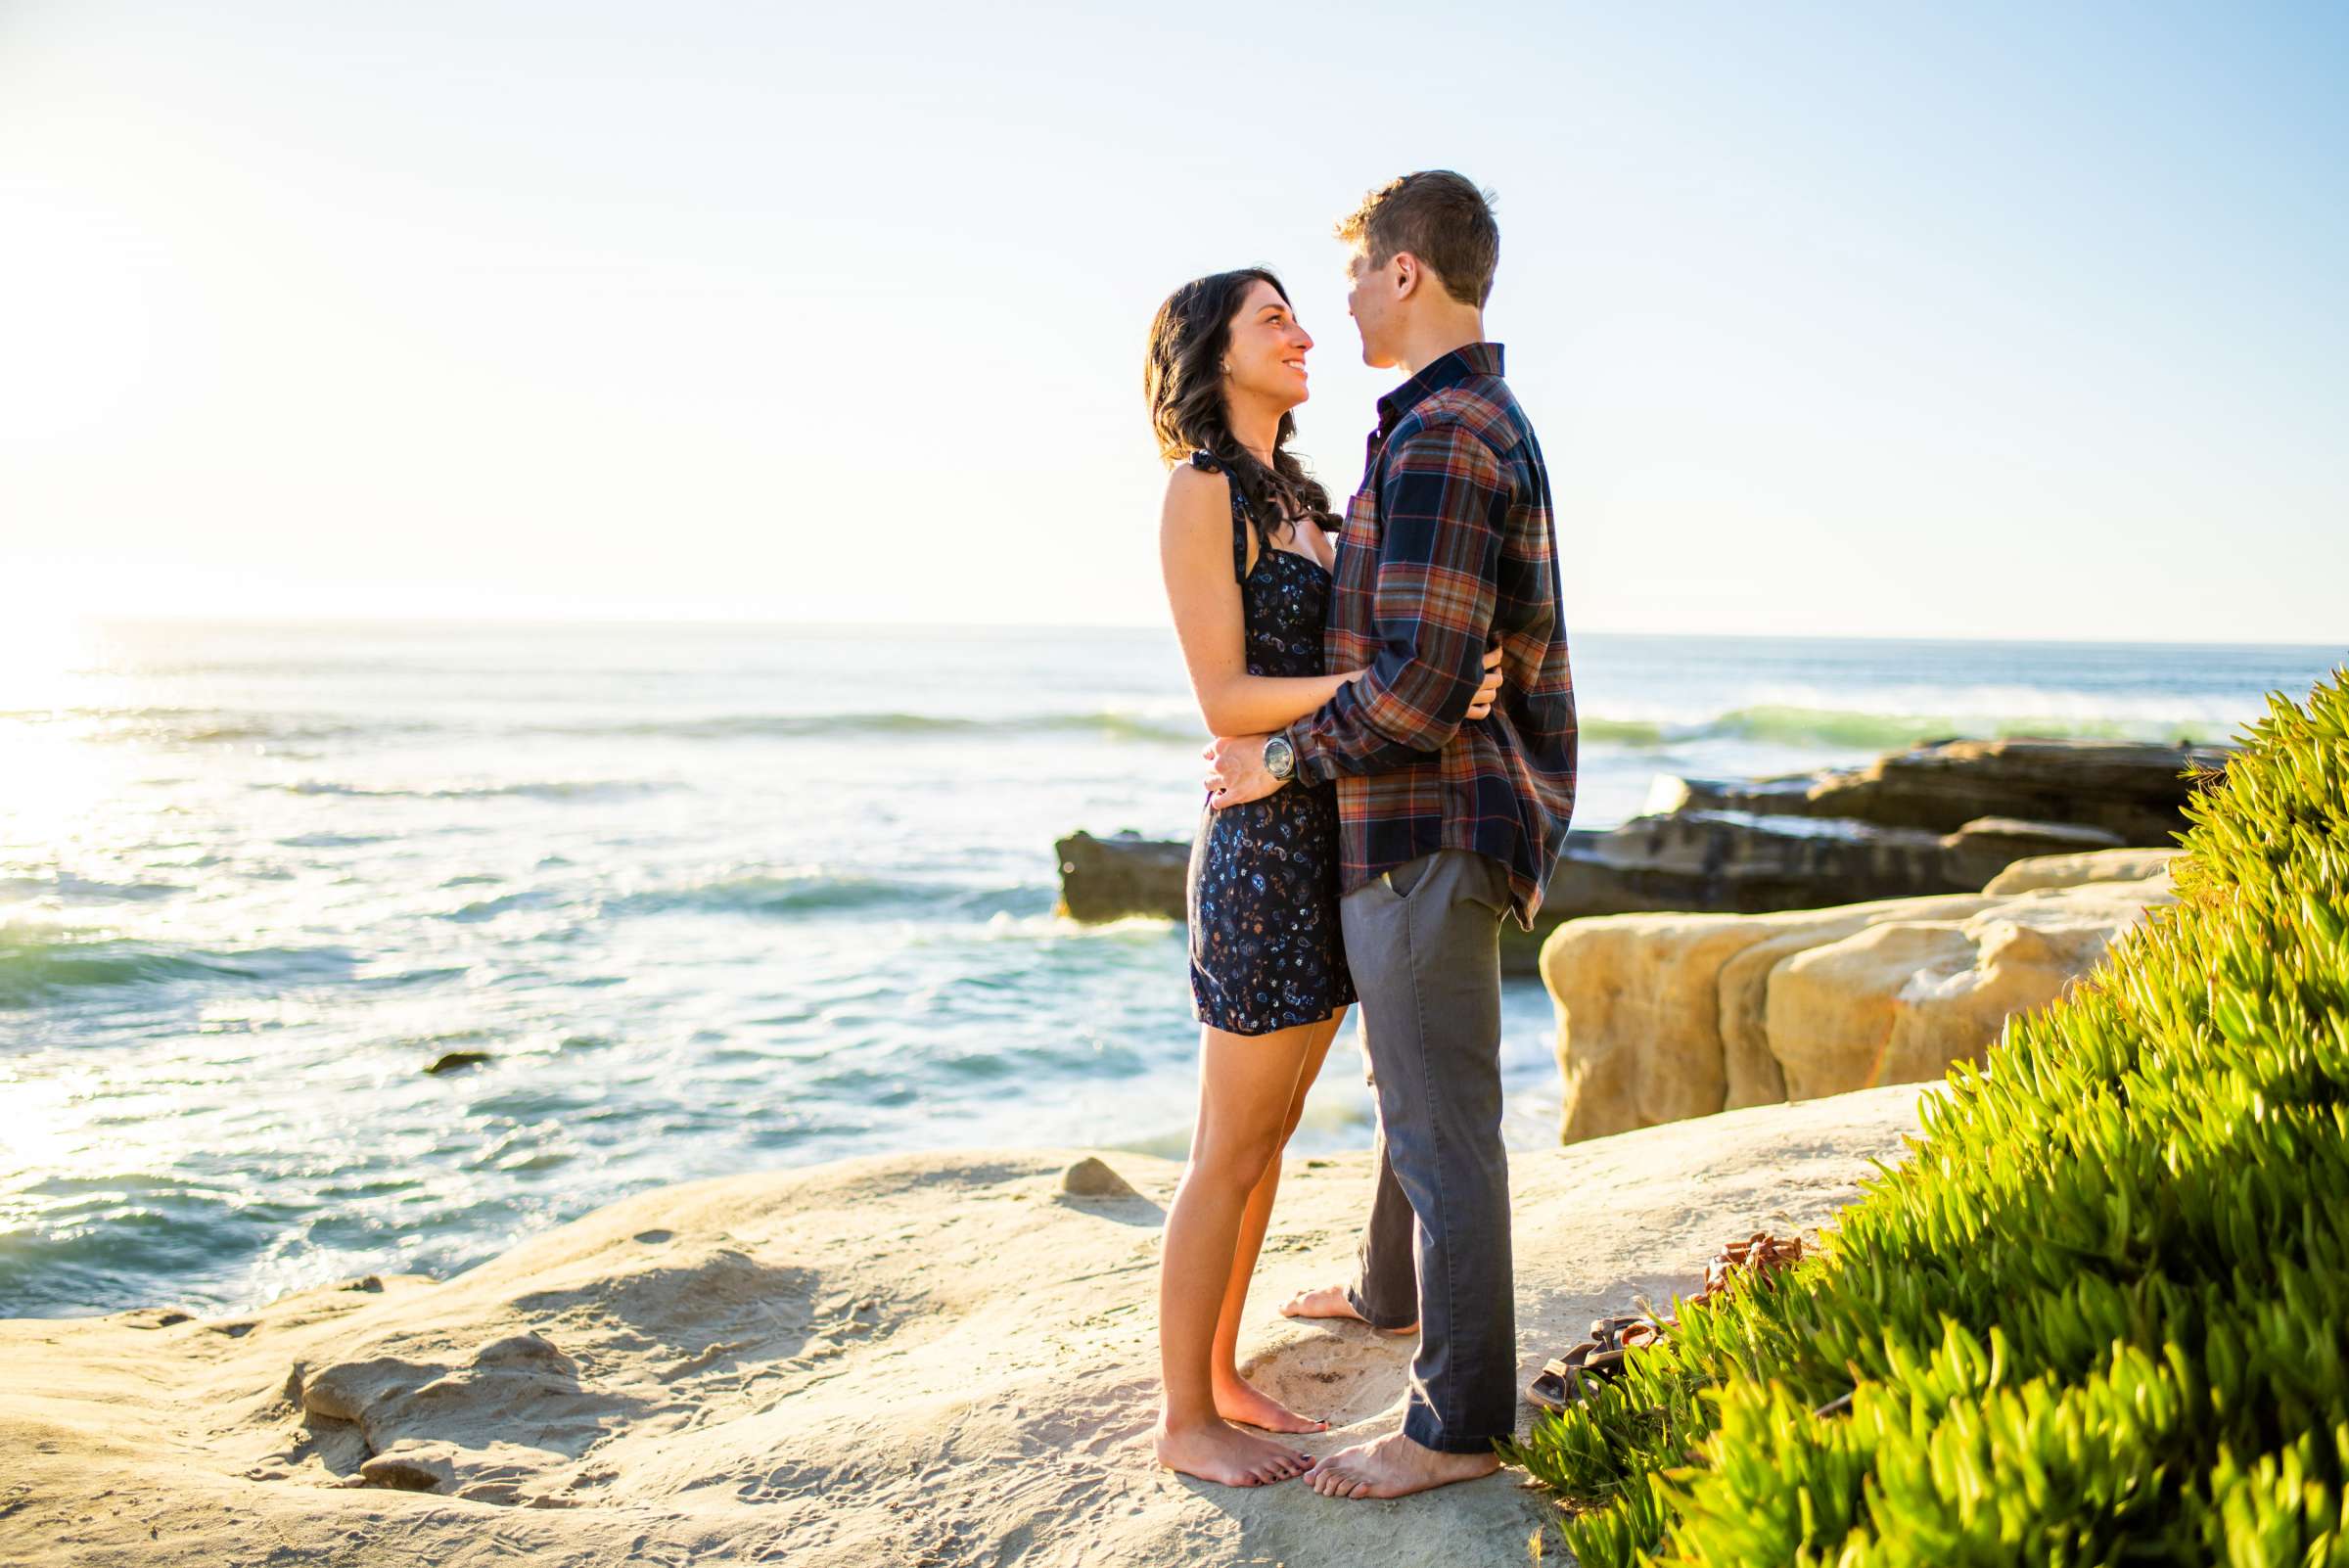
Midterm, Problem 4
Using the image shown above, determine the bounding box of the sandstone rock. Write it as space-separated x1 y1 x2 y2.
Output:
1546 894 1997 1143
1714 895 2000 1113
1543 910 1795 1139
1985 847 2182 895
1058 1156 1140 1199
1769 879 2169 1097
299 1329 624 1496
1543 869 2175 1143
356 1444 455 1493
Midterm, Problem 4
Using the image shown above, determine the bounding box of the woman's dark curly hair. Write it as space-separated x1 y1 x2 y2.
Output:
1143 267 1335 557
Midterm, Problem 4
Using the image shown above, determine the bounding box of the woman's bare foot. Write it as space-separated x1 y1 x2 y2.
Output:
1154 1418 1315 1488
1214 1374 1328 1434
1307 1431 1499 1499
1278 1284 1416 1336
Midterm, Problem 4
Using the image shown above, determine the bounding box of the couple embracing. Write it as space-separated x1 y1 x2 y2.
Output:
1140 170 1577 1499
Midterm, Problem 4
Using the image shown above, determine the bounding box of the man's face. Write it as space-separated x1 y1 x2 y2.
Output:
1342 245 1399 370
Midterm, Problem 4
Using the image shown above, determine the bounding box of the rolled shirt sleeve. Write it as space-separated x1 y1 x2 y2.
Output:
1286 422 1506 783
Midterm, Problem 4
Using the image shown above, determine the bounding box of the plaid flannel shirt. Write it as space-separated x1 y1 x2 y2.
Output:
1281 343 1577 929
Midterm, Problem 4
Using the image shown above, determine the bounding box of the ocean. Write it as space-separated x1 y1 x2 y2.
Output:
0 620 2338 1318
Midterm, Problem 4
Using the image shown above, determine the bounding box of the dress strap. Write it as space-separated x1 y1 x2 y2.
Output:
1191 450 1251 582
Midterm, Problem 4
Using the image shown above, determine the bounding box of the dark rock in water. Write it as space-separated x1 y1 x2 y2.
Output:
1541 811 2129 924
1060 1156 1141 1199
1551 810 1958 915
1054 831 1188 922
1646 739 2224 844
425 1050 493 1076
1939 816 2126 891
1640 772 1824 818
1053 738 2229 957
1789 738 2222 841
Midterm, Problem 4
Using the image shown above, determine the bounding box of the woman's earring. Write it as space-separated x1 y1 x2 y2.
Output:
1221 363 1231 376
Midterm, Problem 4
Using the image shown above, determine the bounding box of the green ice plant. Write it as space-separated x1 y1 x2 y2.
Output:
1502 669 2349 1567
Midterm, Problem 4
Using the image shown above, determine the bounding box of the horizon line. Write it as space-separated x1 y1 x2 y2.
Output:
61 613 2349 654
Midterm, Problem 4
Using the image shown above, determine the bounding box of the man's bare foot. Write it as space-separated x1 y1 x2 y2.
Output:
1154 1418 1316 1488
1278 1284 1416 1336
1306 1431 1499 1499
1214 1374 1327 1434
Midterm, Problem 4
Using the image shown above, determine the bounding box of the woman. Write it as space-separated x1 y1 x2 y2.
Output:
1141 269 1499 1488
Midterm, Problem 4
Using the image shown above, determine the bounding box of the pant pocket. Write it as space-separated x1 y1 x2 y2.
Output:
1380 852 1440 900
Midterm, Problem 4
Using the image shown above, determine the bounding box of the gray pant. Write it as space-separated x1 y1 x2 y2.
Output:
1337 849 1514 1453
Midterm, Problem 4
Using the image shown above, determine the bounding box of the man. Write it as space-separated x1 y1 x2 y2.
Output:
1200 169 1577 1499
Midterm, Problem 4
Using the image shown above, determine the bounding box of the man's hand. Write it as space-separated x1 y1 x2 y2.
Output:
1203 733 1283 809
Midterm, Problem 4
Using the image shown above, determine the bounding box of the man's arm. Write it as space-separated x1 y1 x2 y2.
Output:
1286 420 1506 783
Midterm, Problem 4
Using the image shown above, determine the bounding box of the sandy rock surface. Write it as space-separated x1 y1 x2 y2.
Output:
0 1085 1934 1567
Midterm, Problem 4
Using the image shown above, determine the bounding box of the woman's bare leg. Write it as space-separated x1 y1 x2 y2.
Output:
1210 1009 1343 1431
1155 1019 1326 1486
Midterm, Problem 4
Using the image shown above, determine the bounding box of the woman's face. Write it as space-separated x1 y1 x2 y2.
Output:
1223 279 1313 413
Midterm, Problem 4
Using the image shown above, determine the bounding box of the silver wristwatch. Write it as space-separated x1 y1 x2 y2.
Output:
1263 733 1296 783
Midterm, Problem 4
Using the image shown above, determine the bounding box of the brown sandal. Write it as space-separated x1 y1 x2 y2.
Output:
1527 1339 1629 1412
1590 1314 1666 1352
1527 1311 1671 1412
1692 1231 1806 1306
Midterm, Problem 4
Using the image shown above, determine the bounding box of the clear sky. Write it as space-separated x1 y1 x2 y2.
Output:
2 1 2344 642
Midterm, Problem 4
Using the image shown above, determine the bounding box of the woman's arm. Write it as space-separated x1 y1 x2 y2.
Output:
1159 465 1361 737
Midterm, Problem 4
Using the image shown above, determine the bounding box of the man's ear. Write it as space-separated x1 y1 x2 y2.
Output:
1391 252 1421 301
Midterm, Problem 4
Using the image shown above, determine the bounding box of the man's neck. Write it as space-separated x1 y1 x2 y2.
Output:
1393 315 1487 381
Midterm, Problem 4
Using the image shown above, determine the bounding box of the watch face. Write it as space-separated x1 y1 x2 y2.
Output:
1267 737 1294 778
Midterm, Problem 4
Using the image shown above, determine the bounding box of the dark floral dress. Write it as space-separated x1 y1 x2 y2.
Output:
1185 453 1358 1036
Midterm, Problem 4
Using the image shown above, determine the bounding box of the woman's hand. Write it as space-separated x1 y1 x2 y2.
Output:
1465 644 1503 719
1340 645 1502 716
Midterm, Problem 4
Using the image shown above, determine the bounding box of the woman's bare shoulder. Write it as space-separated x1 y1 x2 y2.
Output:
1161 459 1231 528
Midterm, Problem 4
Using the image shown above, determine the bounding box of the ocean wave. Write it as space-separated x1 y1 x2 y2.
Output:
262 779 683 801
1 707 417 746
606 873 1055 921
8 699 2235 759
6 705 1206 748
1581 704 2230 752
0 924 358 1009
1581 717 1670 746
550 711 1205 745
0 874 189 904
